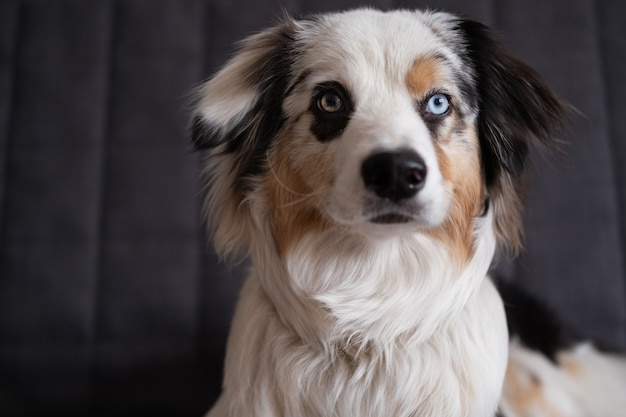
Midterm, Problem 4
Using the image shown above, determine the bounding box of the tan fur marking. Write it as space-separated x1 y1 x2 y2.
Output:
427 127 484 266
265 134 333 256
503 362 567 417
406 56 446 97
558 355 583 378
491 174 525 254
407 57 484 266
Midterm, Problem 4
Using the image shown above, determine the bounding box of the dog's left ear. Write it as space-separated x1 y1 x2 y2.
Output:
456 19 565 253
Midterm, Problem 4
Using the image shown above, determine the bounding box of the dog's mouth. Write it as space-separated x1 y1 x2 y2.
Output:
363 199 426 225
370 213 414 224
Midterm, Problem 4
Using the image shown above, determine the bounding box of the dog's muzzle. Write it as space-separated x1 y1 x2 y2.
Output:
361 150 427 202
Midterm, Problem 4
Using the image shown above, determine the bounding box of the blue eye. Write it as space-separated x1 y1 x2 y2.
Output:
426 94 450 115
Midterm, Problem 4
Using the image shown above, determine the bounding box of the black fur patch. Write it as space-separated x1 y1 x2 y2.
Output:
310 81 355 142
191 114 218 150
455 20 564 186
497 279 580 362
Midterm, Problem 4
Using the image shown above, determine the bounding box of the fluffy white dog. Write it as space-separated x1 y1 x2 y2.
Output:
192 8 572 417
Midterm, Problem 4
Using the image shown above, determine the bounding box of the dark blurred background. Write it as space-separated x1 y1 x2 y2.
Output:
0 0 624 415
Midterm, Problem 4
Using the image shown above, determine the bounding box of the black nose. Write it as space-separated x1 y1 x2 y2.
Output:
361 150 427 202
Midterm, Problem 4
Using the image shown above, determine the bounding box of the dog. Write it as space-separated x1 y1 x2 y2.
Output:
190 8 572 417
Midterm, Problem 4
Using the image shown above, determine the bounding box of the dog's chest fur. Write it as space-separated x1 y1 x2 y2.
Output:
209 228 508 417
214 275 507 417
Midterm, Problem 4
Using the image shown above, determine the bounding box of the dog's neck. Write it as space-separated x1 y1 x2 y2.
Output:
249 210 497 353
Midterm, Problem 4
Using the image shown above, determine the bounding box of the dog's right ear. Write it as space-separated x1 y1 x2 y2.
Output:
192 18 301 260
191 18 300 154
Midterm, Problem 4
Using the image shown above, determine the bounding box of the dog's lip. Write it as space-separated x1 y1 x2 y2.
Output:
360 199 429 225
369 212 415 224
364 201 423 224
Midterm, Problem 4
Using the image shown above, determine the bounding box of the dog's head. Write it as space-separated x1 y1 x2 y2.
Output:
192 9 563 263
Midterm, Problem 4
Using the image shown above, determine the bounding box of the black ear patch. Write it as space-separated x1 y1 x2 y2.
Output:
190 19 300 186
456 20 565 186
455 19 566 253
191 115 220 150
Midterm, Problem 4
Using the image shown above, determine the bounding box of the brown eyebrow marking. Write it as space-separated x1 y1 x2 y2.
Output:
406 55 450 98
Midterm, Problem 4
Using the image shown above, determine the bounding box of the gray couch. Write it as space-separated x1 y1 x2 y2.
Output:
0 0 624 415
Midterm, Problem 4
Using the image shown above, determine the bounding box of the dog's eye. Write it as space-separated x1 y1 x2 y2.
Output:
425 94 450 115
310 82 354 142
317 91 343 113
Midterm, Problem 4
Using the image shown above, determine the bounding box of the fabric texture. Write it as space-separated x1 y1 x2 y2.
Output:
0 0 624 415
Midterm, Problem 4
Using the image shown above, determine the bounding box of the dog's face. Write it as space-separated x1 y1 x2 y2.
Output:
192 9 563 262
288 13 476 236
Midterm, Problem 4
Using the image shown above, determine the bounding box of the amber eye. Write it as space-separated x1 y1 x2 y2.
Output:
317 91 343 113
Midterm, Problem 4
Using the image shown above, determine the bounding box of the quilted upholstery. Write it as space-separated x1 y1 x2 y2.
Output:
0 0 624 415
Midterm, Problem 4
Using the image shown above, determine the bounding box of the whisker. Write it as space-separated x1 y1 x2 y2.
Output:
266 150 317 197
277 192 320 208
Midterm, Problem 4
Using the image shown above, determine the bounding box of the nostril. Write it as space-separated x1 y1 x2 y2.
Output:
404 159 427 191
361 150 427 202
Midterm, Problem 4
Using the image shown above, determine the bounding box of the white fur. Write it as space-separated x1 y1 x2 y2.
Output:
208 211 507 417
